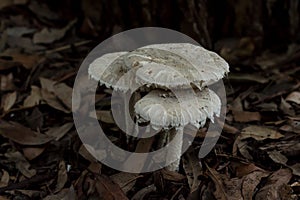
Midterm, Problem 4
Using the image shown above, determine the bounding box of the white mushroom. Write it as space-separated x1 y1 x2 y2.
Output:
88 43 229 171
134 88 221 171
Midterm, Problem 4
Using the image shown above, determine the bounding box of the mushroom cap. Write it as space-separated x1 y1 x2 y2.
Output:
88 43 229 91
134 87 221 130
88 52 130 90
136 43 229 89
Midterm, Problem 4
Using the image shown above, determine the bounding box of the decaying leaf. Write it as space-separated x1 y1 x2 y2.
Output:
45 122 73 140
240 125 284 141
110 172 139 194
94 110 115 124
40 78 72 113
242 171 269 200
23 86 43 107
182 150 202 193
41 89 71 113
33 20 76 44
54 161 68 193
233 110 261 122
5 151 36 178
0 121 53 145
22 147 45 160
0 73 15 91
255 168 293 200
280 97 295 116
1 91 17 112
53 83 73 110
286 91 300 104
82 174 129 200
0 170 9 187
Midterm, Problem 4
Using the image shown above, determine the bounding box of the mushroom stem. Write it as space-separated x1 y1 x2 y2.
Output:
165 127 184 171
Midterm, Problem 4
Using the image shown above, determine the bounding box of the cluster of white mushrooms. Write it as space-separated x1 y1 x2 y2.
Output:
88 43 229 171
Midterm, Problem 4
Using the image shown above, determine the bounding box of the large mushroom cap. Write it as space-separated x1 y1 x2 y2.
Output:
88 43 229 91
134 88 221 130
136 43 229 89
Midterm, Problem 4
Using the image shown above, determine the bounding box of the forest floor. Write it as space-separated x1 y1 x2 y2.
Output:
0 1 299 200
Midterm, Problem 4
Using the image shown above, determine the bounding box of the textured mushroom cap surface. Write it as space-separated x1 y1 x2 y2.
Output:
88 52 130 90
137 43 229 88
134 88 221 130
88 43 229 90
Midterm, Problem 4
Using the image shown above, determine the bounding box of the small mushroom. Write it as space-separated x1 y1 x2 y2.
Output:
134 88 221 171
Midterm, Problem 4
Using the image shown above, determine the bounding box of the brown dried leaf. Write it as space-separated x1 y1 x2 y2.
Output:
241 125 284 141
40 77 55 92
94 110 115 124
255 168 293 200
0 73 16 91
5 151 36 178
0 121 53 145
54 161 68 193
280 97 295 116
45 122 73 141
1 91 17 112
23 86 42 107
53 83 73 110
110 172 139 194
286 91 300 104
0 58 20 71
242 171 269 200
41 89 70 113
161 169 186 182
94 175 129 200
11 53 41 69
22 147 45 160
43 186 77 200
33 20 76 44
0 170 9 187
235 163 265 177
205 164 228 200
182 150 202 193
229 73 269 84
267 150 288 165
0 0 13 9
233 110 261 122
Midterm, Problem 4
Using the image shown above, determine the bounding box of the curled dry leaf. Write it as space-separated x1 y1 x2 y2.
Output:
0 121 53 145
0 170 9 187
54 161 68 193
182 150 202 193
